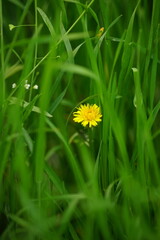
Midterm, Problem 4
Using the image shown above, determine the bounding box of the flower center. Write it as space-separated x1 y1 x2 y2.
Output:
84 110 95 121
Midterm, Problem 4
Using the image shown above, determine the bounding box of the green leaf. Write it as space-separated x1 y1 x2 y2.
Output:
44 164 66 194
9 97 53 118
37 7 55 38
22 127 33 153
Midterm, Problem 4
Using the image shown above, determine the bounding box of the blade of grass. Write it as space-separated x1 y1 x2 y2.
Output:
46 118 85 190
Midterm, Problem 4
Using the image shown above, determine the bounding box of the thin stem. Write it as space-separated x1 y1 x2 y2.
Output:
5 0 33 66
57 0 95 45
0 0 5 103
29 0 38 102
17 0 95 84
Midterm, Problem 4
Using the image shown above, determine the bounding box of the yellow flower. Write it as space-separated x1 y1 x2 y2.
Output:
96 27 104 38
73 104 102 128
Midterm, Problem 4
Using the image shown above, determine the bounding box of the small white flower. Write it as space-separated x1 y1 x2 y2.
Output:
12 83 17 88
33 84 38 89
24 83 30 90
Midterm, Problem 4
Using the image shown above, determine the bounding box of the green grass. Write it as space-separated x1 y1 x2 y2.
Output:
0 0 160 239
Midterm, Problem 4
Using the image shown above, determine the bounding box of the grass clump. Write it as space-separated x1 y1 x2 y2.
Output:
0 0 160 239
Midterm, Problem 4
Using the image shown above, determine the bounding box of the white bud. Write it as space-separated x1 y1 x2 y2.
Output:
24 83 30 90
9 24 15 31
33 84 38 89
12 83 17 88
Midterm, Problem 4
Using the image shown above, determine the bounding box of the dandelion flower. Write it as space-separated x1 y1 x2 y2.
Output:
73 104 102 128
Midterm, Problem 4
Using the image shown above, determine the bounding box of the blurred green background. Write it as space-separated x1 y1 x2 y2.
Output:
0 0 160 239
